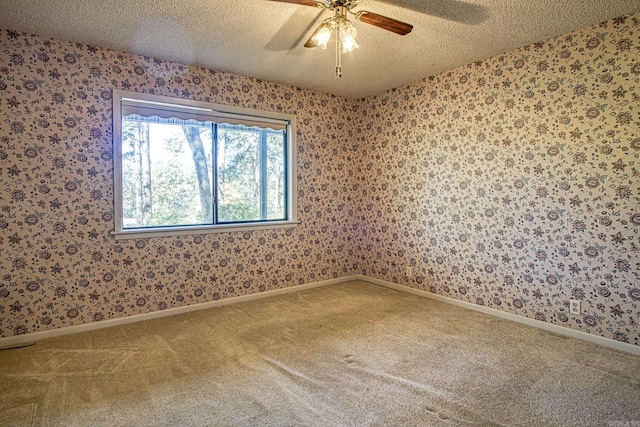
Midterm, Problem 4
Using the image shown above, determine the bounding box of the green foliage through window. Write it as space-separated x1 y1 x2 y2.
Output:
121 117 287 229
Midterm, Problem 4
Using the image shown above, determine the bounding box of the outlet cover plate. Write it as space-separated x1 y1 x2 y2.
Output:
569 299 581 315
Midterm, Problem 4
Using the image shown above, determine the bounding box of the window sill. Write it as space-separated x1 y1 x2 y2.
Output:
112 221 300 240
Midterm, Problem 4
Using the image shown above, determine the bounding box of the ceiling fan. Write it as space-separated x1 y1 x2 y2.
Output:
268 0 413 78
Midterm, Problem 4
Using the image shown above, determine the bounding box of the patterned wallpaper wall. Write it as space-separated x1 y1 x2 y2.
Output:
354 13 640 346
1 12 639 346
0 30 360 338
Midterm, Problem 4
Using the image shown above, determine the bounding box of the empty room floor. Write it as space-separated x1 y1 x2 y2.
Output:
1 281 639 426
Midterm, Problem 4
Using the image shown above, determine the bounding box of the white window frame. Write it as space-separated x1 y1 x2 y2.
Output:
112 89 298 240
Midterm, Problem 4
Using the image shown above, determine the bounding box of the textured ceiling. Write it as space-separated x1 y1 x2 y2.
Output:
1 0 639 98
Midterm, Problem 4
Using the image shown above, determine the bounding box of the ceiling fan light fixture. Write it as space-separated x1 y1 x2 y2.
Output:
339 20 358 53
283 0 412 77
312 23 334 49
341 37 358 53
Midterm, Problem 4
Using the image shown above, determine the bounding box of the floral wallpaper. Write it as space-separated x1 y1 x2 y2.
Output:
1 11 639 347
0 30 359 337
354 13 640 346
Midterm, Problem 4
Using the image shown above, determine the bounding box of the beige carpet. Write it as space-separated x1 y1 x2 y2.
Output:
1 281 639 426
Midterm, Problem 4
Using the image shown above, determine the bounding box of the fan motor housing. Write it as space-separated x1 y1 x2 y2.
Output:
327 0 360 10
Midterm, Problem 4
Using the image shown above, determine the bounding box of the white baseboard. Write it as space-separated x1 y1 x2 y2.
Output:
356 275 640 357
0 275 359 349
2 274 638 356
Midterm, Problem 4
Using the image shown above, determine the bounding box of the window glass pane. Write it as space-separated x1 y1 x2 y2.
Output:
114 90 296 237
266 131 286 220
121 115 213 228
216 125 262 222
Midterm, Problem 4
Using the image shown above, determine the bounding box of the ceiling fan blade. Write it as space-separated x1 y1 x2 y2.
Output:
304 23 325 48
267 0 322 7
354 11 413 35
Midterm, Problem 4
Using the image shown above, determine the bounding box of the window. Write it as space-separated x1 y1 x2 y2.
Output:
112 90 297 239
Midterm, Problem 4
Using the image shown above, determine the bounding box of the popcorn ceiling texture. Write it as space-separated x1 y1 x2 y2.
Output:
1 0 639 99
1 12 639 345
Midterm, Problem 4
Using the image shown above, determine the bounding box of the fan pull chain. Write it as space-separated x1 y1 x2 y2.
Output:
335 27 342 78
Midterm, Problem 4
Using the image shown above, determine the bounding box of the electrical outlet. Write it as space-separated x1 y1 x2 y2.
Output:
569 299 581 315
406 266 413 278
